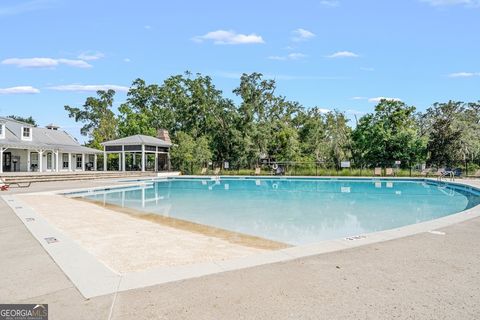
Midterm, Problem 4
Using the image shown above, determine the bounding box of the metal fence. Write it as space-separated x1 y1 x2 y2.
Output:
181 159 480 177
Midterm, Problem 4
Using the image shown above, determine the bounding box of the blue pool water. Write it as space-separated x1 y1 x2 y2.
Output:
79 178 480 245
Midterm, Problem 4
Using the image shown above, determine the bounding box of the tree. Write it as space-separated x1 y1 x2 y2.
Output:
352 100 426 168
64 90 117 149
422 101 479 166
324 111 352 168
170 132 211 174
8 115 37 126
59 72 479 174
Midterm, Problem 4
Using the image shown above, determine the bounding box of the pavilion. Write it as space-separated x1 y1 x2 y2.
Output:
101 133 172 172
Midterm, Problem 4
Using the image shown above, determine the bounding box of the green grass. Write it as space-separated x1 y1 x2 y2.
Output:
190 167 426 177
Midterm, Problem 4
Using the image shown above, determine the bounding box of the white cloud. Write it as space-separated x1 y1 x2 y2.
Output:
57 59 91 68
123 58 131 63
48 84 129 92
351 96 367 100
319 108 331 113
144 25 152 30
292 28 316 42
368 97 402 103
77 51 104 61
448 71 480 77
346 109 366 115
420 0 480 7
193 30 264 45
327 51 359 58
288 53 307 60
268 56 287 61
320 0 340 7
1 57 92 68
269 52 307 61
0 0 53 16
0 86 40 94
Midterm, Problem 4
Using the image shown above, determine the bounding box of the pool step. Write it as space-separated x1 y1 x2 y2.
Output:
1 171 158 183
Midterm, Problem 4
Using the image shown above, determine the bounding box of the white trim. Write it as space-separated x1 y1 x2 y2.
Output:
38 150 44 172
0 123 5 139
20 126 33 141
0 147 4 173
27 151 31 172
141 145 145 172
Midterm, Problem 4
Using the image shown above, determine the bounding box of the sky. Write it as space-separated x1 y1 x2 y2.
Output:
0 0 479 142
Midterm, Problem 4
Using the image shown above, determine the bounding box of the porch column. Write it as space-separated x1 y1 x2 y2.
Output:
118 153 121 171
155 151 159 172
103 148 107 171
141 145 146 172
122 146 126 171
38 150 44 173
94 154 98 171
167 151 171 171
82 154 85 171
27 151 31 172
55 151 59 172
68 153 72 171
51 152 55 171
0 147 4 173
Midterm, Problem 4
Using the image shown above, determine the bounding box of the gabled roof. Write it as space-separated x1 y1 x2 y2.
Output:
101 134 172 147
0 116 103 153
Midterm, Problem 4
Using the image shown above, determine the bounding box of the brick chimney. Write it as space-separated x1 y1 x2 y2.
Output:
157 129 171 144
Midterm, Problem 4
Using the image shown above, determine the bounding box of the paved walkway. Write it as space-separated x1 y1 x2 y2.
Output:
1 179 480 319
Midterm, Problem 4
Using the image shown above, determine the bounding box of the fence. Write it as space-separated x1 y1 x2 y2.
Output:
178 159 480 177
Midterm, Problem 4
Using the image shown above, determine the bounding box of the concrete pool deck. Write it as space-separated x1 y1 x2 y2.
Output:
1 178 480 319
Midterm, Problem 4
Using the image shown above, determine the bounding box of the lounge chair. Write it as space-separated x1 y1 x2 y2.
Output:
253 167 261 175
200 167 207 175
0 177 32 190
374 167 382 176
213 168 220 175
431 168 445 177
385 168 395 176
420 168 431 177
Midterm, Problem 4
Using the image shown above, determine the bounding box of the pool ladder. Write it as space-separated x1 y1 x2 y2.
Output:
437 171 455 182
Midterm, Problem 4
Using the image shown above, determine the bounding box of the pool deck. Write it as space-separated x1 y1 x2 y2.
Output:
1 178 480 319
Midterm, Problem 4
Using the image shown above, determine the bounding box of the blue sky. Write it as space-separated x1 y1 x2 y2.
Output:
1 0 479 142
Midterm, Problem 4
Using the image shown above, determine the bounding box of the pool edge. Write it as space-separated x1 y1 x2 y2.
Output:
3 177 480 299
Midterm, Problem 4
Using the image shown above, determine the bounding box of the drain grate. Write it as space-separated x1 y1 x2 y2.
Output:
25 217 35 222
345 235 367 241
44 237 59 244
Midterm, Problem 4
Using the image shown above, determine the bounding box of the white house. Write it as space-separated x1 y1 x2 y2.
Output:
0 116 102 173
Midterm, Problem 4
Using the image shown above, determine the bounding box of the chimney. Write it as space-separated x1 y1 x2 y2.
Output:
157 129 171 144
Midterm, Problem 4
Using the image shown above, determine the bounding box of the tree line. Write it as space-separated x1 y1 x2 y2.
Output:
64 72 480 173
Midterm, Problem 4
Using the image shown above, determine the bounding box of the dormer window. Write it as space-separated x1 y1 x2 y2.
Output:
21 126 32 141
0 123 5 139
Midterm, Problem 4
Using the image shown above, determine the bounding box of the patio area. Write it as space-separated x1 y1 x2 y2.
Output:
1 179 480 319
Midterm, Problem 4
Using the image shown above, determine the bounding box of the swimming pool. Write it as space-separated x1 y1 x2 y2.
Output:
78 178 480 245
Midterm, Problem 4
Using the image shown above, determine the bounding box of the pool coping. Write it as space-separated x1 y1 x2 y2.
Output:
3 177 480 299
